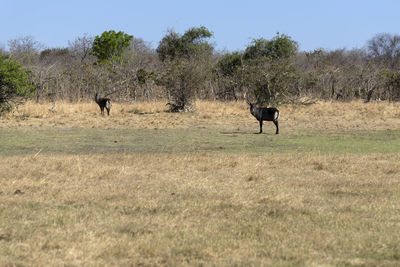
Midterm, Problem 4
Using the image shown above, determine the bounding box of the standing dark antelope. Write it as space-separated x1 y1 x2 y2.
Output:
95 93 111 116
245 96 280 134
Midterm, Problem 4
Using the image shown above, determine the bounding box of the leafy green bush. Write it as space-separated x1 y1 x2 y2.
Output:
243 33 299 106
91 30 133 65
0 54 34 112
157 26 213 111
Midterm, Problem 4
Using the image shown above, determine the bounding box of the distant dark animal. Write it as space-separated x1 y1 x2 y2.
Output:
166 102 184 112
95 93 111 116
245 95 279 134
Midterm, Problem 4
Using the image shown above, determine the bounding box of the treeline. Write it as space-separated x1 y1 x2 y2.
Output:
1 27 400 111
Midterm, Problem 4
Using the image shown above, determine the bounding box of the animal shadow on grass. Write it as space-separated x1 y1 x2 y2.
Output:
220 130 277 135
220 131 250 135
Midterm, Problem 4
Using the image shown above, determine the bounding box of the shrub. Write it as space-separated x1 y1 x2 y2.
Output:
0 54 34 113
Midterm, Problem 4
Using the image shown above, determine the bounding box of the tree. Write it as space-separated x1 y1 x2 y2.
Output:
157 26 213 111
157 26 213 62
215 52 242 77
367 33 400 69
382 69 400 101
7 36 43 65
243 33 298 105
213 51 243 100
68 33 94 63
91 30 133 64
243 33 298 61
39 48 70 64
0 54 34 112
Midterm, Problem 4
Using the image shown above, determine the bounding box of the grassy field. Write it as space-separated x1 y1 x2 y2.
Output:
1 100 400 265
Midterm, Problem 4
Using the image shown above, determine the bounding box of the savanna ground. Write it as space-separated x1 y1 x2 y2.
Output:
1 100 400 266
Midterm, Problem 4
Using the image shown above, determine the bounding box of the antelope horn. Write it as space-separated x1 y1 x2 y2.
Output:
244 91 251 105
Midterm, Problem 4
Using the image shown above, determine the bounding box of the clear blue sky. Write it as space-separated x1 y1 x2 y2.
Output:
1 0 399 52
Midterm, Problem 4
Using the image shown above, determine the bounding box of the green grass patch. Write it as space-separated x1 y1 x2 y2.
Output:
1 127 400 155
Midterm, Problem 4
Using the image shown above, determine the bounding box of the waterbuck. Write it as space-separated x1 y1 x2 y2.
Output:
245 96 280 134
95 93 111 116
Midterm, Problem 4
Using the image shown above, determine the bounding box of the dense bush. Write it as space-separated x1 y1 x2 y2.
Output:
157 26 214 111
0 54 34 112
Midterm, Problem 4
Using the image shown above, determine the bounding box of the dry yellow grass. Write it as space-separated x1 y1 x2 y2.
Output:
1 100 400 265
2 99 400 131
1 153 400 265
